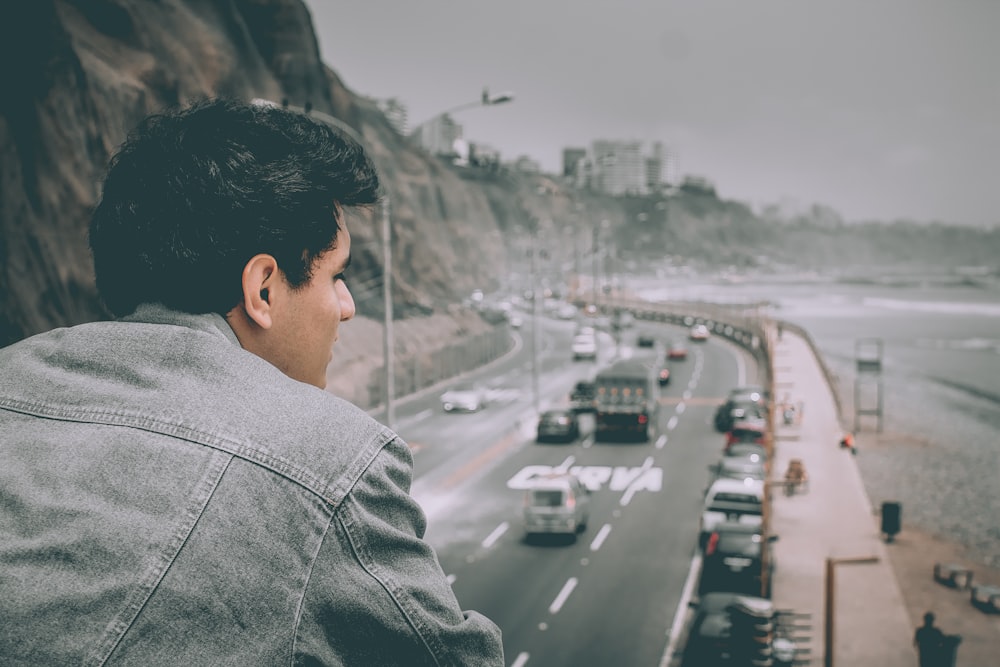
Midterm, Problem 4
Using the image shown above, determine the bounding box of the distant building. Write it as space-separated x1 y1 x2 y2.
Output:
512 155 542 174
412 114 463 157
679 174 716 196
469 142 501 169
377 97 408 135
591 140 645 195
563 147 586 178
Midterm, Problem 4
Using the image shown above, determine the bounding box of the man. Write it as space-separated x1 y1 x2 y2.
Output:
0 99 503 665
913 611 944 667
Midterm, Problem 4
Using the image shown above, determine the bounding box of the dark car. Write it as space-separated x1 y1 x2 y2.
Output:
536 409 581 443
569 380 597 413
681 592 775 667
637 332 656 348
714 390 768 433
699 521 778 598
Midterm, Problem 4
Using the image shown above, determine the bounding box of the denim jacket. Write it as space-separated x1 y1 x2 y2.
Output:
0 304 503 666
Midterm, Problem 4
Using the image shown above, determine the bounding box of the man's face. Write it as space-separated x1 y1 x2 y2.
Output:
268 224 355 389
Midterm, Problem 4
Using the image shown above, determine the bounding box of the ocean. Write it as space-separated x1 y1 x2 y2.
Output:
631 269 1000 567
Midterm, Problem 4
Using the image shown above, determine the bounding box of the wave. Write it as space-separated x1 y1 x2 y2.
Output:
863 297 1000 317
928 376 1000 406
915 337 1000 353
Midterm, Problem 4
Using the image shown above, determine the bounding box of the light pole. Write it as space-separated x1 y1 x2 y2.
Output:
253 99 396 429
409 87 514 154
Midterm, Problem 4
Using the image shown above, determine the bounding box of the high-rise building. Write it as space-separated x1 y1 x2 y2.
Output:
591 140 645 195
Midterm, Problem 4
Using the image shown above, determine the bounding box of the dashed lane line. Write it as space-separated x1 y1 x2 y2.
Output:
549 577 578 614
481 521 509 549
590 523 612 551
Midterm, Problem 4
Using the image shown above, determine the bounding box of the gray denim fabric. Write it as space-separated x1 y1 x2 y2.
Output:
0 304 503 666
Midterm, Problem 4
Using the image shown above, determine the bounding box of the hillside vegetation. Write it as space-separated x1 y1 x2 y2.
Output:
2 0 997 353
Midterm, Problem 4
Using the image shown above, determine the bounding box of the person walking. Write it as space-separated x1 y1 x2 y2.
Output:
913 611 945 667
0 99 503 666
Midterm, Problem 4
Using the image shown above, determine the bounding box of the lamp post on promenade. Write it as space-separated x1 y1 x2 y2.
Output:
253 98 396 429
409 87 514 154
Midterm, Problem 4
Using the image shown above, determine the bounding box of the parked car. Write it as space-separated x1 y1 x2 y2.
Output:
536 409 581 443
714 388 768 433
699 478 765 549
724 419 768 450
689 323 710 341
523 473 591 541
723 442 769 465
681 593 775 666
708 457 767 487
637 333 656 348
699 521 778 598
666 341 688 360
440 382 489 413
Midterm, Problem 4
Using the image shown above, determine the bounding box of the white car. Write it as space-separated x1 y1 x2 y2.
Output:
571 333 597 361
523 472 591 540
699 478 764 549
689 324 710 341
440 383 489 412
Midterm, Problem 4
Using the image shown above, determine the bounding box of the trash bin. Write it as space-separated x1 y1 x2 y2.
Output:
881 501 901 541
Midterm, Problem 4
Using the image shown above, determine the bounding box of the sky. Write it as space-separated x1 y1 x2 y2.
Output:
304 0 1000 227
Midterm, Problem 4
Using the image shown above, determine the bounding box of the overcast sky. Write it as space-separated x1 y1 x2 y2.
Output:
305 0 999 227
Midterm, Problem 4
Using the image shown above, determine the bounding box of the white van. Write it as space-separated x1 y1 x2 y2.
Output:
523 473 591 540
699 478 764 549
571 332 597 360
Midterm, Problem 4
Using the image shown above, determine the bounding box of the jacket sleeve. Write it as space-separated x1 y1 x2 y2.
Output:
292 435 504 667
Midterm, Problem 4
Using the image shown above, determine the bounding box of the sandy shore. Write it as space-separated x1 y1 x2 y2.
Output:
855 432 1000 666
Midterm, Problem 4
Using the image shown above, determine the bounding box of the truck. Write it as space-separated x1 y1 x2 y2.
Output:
593 359 655 442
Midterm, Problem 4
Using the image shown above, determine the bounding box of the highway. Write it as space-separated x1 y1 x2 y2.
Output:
392 313 763 667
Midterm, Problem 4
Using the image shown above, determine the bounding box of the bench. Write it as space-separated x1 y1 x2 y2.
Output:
933 563 974 589
970 584 1000 614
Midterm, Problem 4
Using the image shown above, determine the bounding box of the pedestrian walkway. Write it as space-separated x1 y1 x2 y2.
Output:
769 328 917 666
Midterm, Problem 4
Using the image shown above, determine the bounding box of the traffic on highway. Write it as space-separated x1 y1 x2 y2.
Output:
383 300 773 666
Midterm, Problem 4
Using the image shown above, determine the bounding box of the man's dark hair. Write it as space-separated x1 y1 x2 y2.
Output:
89 98 381 317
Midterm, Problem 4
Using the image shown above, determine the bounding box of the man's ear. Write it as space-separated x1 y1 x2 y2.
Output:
240 254 279 329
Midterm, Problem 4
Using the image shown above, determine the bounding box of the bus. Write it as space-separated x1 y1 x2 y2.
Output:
593 359 655 442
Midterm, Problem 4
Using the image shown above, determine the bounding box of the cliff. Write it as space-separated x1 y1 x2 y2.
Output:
3 0 998 364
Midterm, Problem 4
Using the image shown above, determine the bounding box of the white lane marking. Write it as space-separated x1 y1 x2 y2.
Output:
676 402 686 414
655 434 668 449
620 457 659 506
658 553 703 667
667 415 679 431
590 523 612 551
682 389 692 400
554 455 576 473
482 521 509 549
446 573 456 585
511 653 530 667
549 577 578 614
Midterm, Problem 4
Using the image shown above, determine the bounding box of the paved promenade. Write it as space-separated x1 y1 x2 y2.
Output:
769 328 917 666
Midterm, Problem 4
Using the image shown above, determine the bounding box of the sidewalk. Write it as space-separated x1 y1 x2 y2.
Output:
769 328 917 666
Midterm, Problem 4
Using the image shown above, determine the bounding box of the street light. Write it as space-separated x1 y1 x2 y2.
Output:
253 98 396 429
409 87 514 152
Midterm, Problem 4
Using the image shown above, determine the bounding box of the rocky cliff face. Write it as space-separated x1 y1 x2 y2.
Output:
0 0 523 348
